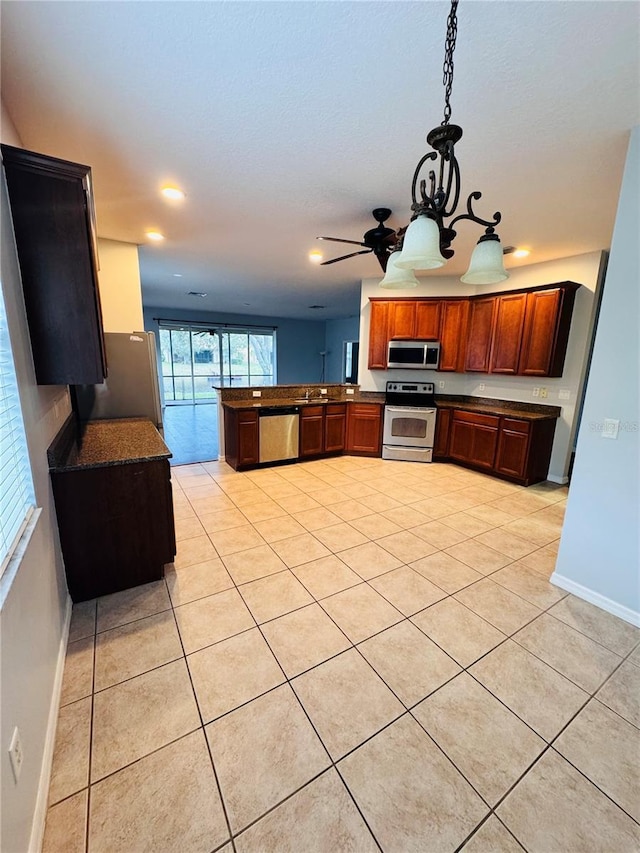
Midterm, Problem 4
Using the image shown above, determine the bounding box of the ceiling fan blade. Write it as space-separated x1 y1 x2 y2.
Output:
317 237 366 246
321 249 372 265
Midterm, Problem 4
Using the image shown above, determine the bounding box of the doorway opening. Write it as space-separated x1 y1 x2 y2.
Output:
158 322 276 464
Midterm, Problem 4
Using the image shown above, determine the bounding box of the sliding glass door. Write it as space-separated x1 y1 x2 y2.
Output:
159 324 275 404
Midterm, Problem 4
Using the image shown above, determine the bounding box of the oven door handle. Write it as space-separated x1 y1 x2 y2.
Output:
385 406 436 413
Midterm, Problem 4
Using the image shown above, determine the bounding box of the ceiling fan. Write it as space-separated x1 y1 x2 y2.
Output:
317 208 397 271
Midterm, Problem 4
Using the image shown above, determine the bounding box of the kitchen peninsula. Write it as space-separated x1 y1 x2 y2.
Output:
48 416 176 601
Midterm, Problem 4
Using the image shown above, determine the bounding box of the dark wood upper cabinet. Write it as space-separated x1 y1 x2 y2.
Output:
490 292 528 374
519 285 579 376
465 297 497 373
415 300 442 339
368 300 391 368
388 301 417 338
438 299 469 372
1 144 106 385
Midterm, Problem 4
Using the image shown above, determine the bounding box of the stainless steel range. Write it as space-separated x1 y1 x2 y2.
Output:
382 380 437 463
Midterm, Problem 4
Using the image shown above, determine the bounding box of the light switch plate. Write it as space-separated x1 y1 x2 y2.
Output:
320 388 327 395
559 389 571 401
252 390 261 397
602 418 620 439
346 388 355 395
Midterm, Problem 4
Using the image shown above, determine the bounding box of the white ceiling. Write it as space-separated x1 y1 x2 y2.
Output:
2 1 638 320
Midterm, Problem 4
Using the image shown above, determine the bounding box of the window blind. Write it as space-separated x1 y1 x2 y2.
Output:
0 283 35 575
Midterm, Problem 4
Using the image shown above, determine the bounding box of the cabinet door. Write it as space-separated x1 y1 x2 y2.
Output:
465 297 496 372
368 301 391 369
439 299 469 372
389 301 416 339
471 424 499 469
495 420 530 479
325 405 347 453
518 288 563 376
490 293 528 374
238 411 259 466
433 408 452 458
299 407 325 457
346 404 382 455
2 144 106 385
449 419 475 462
415 301 442 339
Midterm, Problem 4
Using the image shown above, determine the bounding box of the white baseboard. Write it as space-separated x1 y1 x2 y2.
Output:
218 454 225 462
28 593 73 853
550 572 640 627
547 474 569 485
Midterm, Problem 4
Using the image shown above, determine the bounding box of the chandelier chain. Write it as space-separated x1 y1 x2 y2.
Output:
441 0 459 126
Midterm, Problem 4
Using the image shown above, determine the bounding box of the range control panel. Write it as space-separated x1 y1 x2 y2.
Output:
386 382 435 395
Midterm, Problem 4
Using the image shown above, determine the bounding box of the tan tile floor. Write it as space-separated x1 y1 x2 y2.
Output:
44 458 640 852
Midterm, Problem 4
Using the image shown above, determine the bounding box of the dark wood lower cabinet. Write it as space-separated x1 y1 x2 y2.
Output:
299 406 325 457
440 407 557 485
449 411 499 470
434 408 452 458
346 403 383 456
324 404 347 453
51 459 176 602
224 408 259 469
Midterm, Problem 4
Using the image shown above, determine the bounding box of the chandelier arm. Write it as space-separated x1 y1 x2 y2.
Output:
410 151 438 207
440 145 461 219
448 190 502 231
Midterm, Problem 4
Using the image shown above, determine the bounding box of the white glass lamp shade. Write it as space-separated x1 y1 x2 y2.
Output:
395 215 446 270
461 235 509 284
379 252 420 289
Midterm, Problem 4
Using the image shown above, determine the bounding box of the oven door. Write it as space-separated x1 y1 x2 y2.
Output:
383 406 436 448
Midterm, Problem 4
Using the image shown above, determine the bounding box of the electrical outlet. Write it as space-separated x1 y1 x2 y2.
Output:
540 387 548 398
602 418 620 439
252 390 261 397
558 389 571 401
532 387 540 397
479 383 485 391
438 381 445 389
346 388 355 395
9 727 23 783
320 388 327 395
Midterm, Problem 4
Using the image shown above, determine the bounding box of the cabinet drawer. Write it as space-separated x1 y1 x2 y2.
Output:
502 418 530 434
453 410 500 429
349 403 381 416
238 410 259 423
301 405 325 416
326 403 347 415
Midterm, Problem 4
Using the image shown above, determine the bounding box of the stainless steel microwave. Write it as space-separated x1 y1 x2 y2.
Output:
387 339 441 370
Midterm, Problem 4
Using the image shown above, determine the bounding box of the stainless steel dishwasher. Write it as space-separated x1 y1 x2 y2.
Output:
258 406 300 463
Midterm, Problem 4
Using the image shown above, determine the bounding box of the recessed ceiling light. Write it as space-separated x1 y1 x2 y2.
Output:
187 291 207 298
146 230 164 242
161 186 185 201
513 248 531 258
308 249 323 264
173 273 183 278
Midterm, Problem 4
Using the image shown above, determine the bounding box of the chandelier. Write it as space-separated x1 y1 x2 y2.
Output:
380 0 508 289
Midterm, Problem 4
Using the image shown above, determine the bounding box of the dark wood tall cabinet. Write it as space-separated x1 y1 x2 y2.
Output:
1 144 106 385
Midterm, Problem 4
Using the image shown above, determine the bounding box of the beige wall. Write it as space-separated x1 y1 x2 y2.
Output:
358 251 605 481
1 102 72 853
97 238 144 332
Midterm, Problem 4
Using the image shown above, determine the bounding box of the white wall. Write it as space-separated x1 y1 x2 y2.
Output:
97 238 144 332
358 251 605 481
1 103 72 853
553 128 639 623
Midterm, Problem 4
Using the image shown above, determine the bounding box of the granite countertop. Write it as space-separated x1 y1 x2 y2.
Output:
48 417 171 472
222 393 385 410
435 396 561 421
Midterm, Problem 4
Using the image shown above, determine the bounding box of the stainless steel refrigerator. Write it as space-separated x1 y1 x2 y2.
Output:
75 331 163 432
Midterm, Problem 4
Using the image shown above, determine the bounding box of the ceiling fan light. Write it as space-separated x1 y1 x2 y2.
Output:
395 215 446 270
461 233 509 285
379 252 420 289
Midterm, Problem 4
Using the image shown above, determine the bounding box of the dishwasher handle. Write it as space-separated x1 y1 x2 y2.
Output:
259 406 300 416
